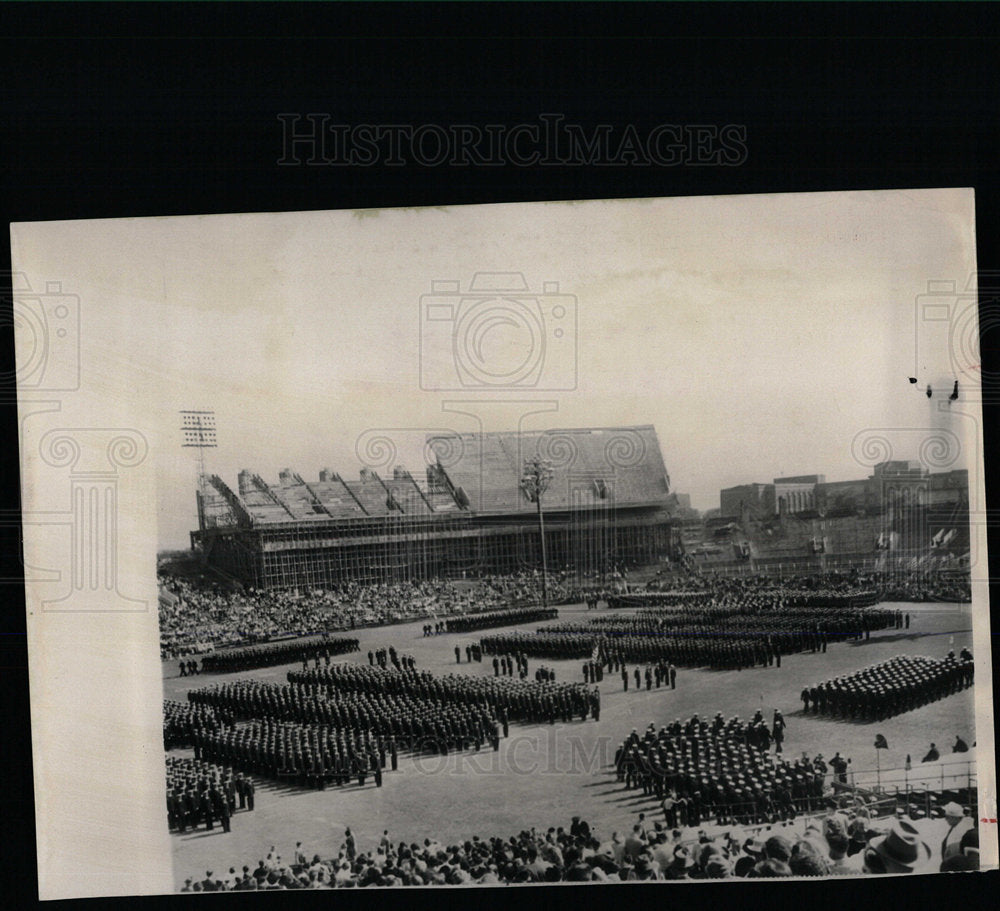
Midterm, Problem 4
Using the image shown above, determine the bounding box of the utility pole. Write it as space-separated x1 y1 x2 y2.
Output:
521 455 554 608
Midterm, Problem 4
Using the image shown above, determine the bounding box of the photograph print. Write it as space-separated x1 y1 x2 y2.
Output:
13 187 995 898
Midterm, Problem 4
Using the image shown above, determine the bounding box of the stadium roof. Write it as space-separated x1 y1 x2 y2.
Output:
427 425 671 514
205 425 671 525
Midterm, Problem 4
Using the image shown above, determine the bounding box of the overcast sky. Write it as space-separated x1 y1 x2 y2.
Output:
12 188 979 551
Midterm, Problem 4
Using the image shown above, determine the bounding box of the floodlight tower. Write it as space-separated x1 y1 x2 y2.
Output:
180 410 217 531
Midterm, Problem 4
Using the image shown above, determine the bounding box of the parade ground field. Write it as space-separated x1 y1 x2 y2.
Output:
162 602 976 887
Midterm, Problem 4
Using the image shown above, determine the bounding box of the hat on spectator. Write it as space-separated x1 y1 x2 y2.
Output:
751 858 791 878
764 835 793 863
743 838 766 858
865 820 933 873
670 846 696 869
704 856 732 878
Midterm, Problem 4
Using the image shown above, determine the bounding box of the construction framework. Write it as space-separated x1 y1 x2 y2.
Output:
191 426 676 590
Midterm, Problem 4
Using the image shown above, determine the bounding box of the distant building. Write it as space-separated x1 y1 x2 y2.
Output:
720 463 968 519
666 491 699 519
720 483 775 519
774 475 825 515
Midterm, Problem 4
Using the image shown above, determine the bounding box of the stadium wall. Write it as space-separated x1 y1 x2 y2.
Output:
194 505 674 590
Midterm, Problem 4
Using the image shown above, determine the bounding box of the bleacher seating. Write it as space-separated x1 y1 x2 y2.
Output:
310 480 367 518
429 426 670 514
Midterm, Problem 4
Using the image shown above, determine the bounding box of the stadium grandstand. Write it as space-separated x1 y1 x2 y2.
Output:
190 426 677 590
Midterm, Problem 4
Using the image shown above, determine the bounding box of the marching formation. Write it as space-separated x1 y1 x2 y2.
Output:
200 637 360 674
480 595 900 668
194 719 388 790
189 678 498 757
163 700 233 750
801 651 975 721
614 712 828 826
164 566 978 890
445 606 558 633
177 660 601 794
287 663 600 726
166 755 255 833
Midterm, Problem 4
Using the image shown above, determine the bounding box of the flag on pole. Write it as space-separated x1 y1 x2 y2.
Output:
874 734 889 750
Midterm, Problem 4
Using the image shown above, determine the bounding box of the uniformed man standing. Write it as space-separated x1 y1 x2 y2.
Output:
200 789 214 831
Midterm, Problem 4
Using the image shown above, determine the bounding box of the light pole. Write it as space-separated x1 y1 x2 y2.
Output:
521 456 554 609
180 410 217 534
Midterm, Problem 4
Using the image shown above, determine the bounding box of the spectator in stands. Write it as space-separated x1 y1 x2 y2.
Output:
822 814 863 875
940 802 975 861
862 819 934 874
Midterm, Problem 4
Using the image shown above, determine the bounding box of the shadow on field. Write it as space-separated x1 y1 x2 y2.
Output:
847 631 963 646
176 829 234 841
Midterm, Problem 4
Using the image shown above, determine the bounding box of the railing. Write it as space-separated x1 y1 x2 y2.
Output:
825 758 978 823
837 758 976 793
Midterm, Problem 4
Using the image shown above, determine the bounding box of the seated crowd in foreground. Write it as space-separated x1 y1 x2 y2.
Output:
180 803 980 889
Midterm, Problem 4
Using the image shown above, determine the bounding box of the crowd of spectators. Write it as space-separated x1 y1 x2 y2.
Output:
159 571 577 659
644 568 969 603
179 803 979 888
160 567 970 660
878 574 971 603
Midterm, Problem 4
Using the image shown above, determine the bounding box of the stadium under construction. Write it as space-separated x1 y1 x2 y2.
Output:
190 424 970 590
191 426 676 589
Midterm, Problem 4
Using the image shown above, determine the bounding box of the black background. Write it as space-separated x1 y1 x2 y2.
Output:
1 2 998 908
